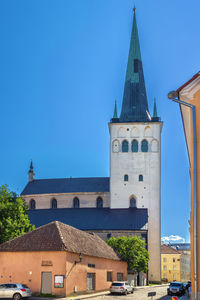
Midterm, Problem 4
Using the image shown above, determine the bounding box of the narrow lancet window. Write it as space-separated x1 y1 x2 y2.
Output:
139 175 143 182
96 197 103 208
130 197 136 208
124 174 128 182
122 140 129 152
141 140 148 152
30 199 36 209
73 197 79 208
132 140 138 152
51 198 57 209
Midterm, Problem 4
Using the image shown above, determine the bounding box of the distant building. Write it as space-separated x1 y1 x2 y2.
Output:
161 244 190 282
168 243 191 255
0 221 127 296
21 9 162 283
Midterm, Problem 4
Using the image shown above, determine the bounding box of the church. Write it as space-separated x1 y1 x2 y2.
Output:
21 10 162 283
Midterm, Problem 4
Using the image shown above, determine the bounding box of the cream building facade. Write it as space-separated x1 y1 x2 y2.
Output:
161 244 190 282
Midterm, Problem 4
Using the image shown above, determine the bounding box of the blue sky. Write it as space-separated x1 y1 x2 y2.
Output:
1 0 200 243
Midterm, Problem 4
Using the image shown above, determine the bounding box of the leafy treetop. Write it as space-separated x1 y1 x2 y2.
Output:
107 236 149 273
0 185 35 244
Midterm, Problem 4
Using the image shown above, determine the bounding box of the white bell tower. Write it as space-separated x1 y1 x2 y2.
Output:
109 9 163 283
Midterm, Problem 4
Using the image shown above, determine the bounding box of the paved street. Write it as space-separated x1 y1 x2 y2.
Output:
90 286 189 300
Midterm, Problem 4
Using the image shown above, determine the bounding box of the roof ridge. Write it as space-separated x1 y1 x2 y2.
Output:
55 221 67 251
30 177 109 181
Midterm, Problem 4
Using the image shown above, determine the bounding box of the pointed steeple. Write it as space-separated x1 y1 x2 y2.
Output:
113 100 118 118
111 100 119 123
28 159 35 182
153 98 158 118
152 97 160 121
120 8 151 122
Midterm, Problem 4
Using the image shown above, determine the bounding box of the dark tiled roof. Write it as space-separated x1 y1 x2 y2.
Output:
168 243 190 251
161 244 180 254
21 177 109 195
0 221 120 260
28 208 148 230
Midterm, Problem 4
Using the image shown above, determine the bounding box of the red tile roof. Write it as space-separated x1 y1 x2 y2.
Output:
161 244 180 254
0 221 120 260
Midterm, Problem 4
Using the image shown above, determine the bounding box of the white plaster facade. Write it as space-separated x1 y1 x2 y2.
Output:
109 121 163 282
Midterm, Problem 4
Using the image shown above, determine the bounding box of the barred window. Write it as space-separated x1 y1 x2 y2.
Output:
107 272 112 282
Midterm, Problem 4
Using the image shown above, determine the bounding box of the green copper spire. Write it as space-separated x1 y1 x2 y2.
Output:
153 98 158 118
113 100 118 118
125 8 141 84
120 8 151 122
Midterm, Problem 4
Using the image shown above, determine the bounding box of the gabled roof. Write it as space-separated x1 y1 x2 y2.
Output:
161 244 180 254
28 208 148 230
21 177 109 195
0 221 120 260
119 10 151 123
177 71 200 92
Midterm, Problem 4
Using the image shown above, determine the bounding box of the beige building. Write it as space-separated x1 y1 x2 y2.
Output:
0 221 127 296
161 244 190 282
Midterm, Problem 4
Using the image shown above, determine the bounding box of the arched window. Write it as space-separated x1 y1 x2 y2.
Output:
151 139 159 152
112 139 120 153
124 174 128 182
96 197 103 208
141 140 148 152
30 199 36 210
73 197 79 208
122 140 129 152
130 197 136 208
51 198 57 209
131 140 138 152
139 175 143 182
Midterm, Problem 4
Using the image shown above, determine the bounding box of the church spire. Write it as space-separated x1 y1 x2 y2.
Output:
28 159 35 182
152 97 160 121
153 97 158 118
113 100 118 118
120 8 151 122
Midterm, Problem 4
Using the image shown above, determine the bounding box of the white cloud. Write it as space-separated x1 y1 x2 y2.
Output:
161 235 185 244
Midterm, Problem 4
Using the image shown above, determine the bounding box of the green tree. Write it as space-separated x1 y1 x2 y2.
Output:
0 185 35 244
107 236 149 273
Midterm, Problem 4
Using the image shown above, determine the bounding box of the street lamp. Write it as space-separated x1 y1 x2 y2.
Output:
168 90 197 300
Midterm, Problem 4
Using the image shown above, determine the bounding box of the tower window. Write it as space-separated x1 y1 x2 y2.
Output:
96 197 103 208
141 139 148 152
73 197 79 208
139 175 143 182
51 198 57 209
134 59 139 72
124 174 128 182
122 140 129 152
131 139 138 152
130 197 136 208
30 199 36 210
